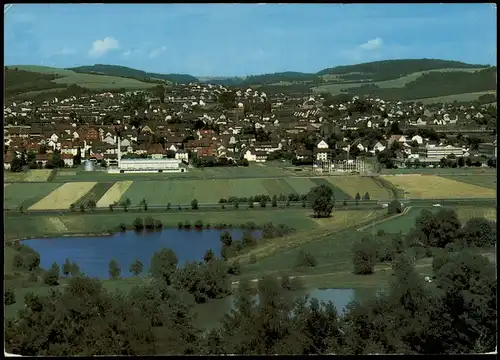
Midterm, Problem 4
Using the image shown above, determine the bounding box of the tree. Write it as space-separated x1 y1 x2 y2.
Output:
62 258 72 276
70 262 80 277
122 197 132 212
43 262 60 286
79 204 85 213
109 203 114 212
166 202 171 211
70 203 76 212
144 216 155 229
10 156 24 172
295 250 318 268
220 231 233 247
129 259 144 276
191 199 199 210
351 237 377 275
242 230 256 248
460 217 496 248
271 195 278 208
133 217 144 230
109 259 121 279
355 192 361 205
388 200 402 215
203 249 215 263
12 254 24 269
4 288 16 305
260 197 267 208
308 185 334 218
150 248 178 284
363 192 370 201
25 252 41 271
457 156 465 167
140 198 148 212
87 199 97 211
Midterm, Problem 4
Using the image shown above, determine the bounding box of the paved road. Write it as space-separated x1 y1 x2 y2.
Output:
5 197 495 215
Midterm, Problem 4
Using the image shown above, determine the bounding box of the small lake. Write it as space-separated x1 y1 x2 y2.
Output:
22 228 262 279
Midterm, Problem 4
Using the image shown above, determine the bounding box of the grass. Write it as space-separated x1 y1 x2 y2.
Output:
29 182 98 210
380 167 496 175
4 169 55 182
11 65 156 91
4 208 319 241
380 175 496 199
4 183 63 210
408 91 496 104
326 176 392 200
310 178 352 200
232 209 385 266
439 174 497 190
455 207 497 222
312 68 488 95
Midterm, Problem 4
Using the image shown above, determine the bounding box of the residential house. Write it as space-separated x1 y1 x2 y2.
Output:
243 149 257 162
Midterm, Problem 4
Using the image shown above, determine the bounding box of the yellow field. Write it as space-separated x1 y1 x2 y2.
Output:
381 175 496 199
24 169 53 182
327 176 391 200
96 181 133 207
47 217 68 232
29 182 97 210
456 207 497 222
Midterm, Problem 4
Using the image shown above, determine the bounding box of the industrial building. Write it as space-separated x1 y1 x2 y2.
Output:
417 144 465 159
107 139 184 174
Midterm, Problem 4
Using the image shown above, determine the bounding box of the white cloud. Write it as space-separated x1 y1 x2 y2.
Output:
359 37 383 51
88 37 119 57
122 50 131 56
148 45 167 58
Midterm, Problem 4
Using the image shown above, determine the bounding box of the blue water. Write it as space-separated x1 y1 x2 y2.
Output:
22 228 261 279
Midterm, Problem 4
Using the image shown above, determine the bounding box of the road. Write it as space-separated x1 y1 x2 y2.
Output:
5 197 495 215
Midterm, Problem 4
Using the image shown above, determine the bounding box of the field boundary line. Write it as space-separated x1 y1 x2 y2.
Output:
356 206 412 232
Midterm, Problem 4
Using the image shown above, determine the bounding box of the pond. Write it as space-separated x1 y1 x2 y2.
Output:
22 228 262 279
194 287 377 330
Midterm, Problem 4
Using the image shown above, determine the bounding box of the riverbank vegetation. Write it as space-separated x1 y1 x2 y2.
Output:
5 237 496 355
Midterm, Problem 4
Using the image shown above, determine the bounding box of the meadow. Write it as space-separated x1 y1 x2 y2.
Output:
29 182 97 210
3 183 63 210
4 169 54 182
312 68 488 94
439 174 497 189
380 174 496 199
12 65 156 91
408 90 496 104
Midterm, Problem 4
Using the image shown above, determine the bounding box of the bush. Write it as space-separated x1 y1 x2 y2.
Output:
119 223 127 231
191 199 199 210
177 221 184 229
295 250 318 269
154 220 163 229
228 261 241 275
352 237 377 275
195 220 203 229
144 216 155 229
249 254 258 264
133 217 144 230
388 200 402 215
183 220 191 229
4 289 16 305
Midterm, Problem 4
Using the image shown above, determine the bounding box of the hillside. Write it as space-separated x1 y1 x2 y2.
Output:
4 59 496 103
69 64 198 84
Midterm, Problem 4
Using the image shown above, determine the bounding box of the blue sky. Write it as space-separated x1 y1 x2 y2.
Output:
4 3 497 76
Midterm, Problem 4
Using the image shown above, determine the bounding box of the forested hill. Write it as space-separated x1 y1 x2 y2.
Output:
69 64 198 84
316 58 490 81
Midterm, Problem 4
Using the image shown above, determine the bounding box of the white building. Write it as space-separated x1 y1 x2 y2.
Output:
418 144 465 159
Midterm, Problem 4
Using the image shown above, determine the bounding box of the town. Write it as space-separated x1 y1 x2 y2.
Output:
3 82 497 174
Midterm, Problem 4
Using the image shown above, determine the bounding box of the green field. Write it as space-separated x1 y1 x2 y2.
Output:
409 91 496 104
312 68 488 94
439 174 497 189
11 65 156 91
119 177 352 205
3 183 62 209
380 167 496 175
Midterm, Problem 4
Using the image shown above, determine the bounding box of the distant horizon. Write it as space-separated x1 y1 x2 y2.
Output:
4 4 496 77
4 57 495 79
